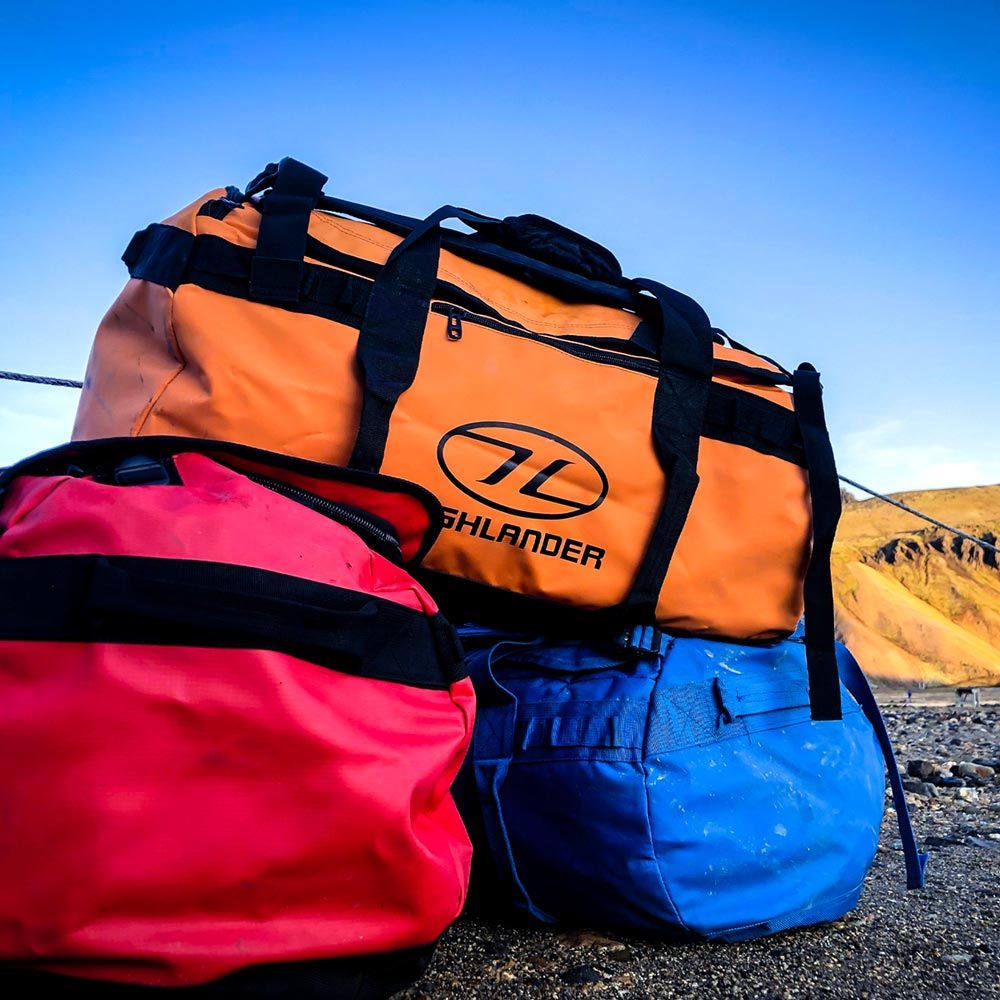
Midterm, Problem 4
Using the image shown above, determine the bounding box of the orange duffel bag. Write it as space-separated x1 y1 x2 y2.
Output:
74 158 843 719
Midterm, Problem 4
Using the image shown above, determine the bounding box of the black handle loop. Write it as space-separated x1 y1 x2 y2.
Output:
465 214 623 284
317 189 641 312
248 157 328 303
348 205 497 472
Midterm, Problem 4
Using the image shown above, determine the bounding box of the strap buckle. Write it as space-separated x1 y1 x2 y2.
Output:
113 455 173 487
616 624 670 658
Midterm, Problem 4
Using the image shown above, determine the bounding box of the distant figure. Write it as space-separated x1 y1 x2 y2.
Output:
956 687 981 708
906 688 913 703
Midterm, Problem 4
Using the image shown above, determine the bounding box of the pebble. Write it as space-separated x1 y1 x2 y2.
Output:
966 836 1000 850
903 779 939 797
907 759 939 781
560 964 602 985
952 762 995 780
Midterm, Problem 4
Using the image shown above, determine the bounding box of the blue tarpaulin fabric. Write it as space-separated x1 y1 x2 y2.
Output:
459 627 922 940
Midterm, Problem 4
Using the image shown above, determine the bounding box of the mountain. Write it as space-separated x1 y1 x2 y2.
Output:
833 484 1000 685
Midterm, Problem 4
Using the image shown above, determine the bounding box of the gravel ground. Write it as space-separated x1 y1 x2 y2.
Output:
404 702 1000 999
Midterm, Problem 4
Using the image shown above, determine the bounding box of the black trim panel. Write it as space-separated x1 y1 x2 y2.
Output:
0 555 464 689
196 186 246 220
420 567 637 634
1 943 435 999
419 568 800 644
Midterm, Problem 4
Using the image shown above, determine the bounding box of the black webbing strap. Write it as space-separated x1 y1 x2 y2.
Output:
837 645 927 887
0 554 463 689
792 364 843 721
622 278 715 616
248 157 327 303
122 224 195 288
348 205 497 472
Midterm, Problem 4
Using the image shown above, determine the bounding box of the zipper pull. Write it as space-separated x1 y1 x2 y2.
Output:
446 308 463 341
712 676 734 727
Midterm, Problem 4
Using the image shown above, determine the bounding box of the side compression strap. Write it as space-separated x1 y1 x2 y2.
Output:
837 646 928 889
0 555 463 690
793 364 843 721
464 639 555 924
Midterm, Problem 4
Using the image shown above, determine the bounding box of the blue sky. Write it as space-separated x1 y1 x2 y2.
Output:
0 1 996 492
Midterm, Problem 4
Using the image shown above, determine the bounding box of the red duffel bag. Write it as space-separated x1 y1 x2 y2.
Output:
0 437 473 998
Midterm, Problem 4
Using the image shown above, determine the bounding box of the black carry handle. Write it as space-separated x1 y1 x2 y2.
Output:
464 214 623 284
246 158 328 302
249 158 642 312
348 205 491 470
348 205 717 625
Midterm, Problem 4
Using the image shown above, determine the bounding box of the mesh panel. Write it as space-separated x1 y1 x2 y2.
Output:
646 682 748 755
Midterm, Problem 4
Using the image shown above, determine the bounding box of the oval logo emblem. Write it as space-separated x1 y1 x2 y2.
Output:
437 421 609 520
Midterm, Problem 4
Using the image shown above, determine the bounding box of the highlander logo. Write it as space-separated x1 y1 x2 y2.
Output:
436 421 608 520
436 421 608 570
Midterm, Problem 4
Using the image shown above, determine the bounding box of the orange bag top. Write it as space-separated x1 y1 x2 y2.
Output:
73 158 844 722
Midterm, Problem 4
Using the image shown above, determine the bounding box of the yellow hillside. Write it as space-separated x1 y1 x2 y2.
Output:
833 484 1000 685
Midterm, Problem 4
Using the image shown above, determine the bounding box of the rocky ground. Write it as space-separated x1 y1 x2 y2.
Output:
404 701 1000 999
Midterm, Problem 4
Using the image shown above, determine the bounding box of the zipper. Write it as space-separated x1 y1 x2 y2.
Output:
431 304 791 386
247 474 401 559
302 234 790 384
431 304 660 377
446 308 463 341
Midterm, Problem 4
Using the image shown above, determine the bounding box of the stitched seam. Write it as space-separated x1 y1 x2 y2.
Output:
133 285 188 436
715 879 866 935
641 656 689 931
434 267 627 332
1 476 74 531
511 751 643 764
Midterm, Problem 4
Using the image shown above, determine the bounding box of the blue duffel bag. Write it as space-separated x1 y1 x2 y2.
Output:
457 626 925 941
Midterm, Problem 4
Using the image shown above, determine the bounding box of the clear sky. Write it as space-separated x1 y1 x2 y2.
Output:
1 1 996 492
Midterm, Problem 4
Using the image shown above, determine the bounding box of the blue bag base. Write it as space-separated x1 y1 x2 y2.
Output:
458 627 923 941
